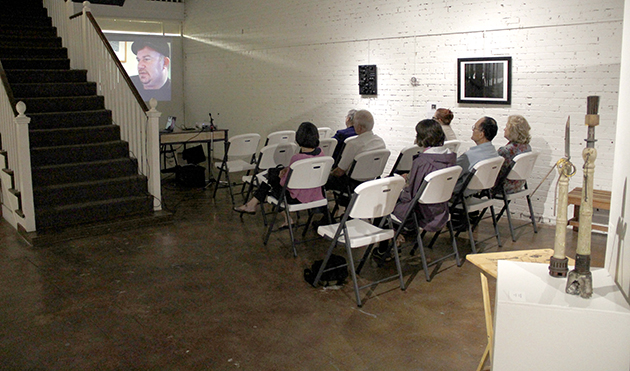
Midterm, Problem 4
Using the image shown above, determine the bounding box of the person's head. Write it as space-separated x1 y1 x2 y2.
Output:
471 116 498 144
345 109 357 128
504 115 531 144
434 108 454 126
296 122 320 149
132 40 170 90
415 119 445 148
352 109 374 134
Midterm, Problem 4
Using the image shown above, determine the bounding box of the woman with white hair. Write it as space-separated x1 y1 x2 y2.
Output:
493 115 532 194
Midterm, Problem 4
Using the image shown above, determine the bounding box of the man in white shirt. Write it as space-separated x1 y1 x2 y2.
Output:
326 109 386 194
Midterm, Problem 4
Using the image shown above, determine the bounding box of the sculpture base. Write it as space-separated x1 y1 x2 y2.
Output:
566 254 593 298
549 256 569 277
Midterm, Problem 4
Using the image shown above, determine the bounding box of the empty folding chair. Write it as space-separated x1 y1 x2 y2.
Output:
388 144 422 176
494 152 539 241
450 156 505 254
212 133 261 205
443 140 463 155
318 138 338 158
265 130 296 146
314 176 406 307
318 127 334 139
241 142 298 204
263 156 335 257
392 166 463 281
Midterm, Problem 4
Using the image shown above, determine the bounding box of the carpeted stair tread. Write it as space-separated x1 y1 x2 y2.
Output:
17 95 105 113
0 46 68 58
28 109 113 129
12 82 96 98
31 140 130 166
0 58 70 70
4 69 86 84
0 16 52 28
0 26 57 38
35 195 154 230
32 158 140 186
30 125 120 147
0 35 62 48
33 175 149 207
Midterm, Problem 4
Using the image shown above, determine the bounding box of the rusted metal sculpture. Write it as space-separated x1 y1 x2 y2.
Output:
549 117 575 277
566 96 599 299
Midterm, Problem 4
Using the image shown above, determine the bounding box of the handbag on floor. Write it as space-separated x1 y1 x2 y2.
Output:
304 254 348 286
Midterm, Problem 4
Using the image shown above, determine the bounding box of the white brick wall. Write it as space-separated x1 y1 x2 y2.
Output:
183 0 623 224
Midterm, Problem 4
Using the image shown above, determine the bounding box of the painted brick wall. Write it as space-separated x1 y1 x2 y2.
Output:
183 0 623 224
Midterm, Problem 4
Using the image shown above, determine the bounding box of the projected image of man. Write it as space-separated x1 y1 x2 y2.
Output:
130 39 171 101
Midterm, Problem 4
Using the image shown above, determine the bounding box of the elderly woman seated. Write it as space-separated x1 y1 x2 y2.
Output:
373 118 457 262
492 115 532 195
233 122 324 227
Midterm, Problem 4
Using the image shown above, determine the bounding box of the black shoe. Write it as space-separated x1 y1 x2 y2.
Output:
372 248 393 264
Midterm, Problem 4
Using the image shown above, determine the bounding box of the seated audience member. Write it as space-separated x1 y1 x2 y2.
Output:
233 122 324 226
434 108 457 141
453 116 499 194
331 109 358 162
326 109 386 194
492 115 532 195
373 119 457 261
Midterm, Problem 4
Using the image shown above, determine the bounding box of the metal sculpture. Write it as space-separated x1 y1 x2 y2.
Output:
549 117 575 277
565 96 599 299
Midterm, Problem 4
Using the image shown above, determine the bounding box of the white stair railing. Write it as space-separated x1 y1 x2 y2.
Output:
0 70 36 231
44 0 162 211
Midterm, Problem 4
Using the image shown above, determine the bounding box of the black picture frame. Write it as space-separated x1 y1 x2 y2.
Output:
457 56 512 104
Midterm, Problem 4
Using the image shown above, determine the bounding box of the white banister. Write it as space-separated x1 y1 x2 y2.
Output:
146 99 162 210
14 102 36 232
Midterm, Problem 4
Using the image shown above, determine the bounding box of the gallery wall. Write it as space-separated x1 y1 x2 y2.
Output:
182 0 624 224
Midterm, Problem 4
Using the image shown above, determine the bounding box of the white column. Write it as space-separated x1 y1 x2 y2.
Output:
14 102 36 232
146 99 162 211
605 0 630 301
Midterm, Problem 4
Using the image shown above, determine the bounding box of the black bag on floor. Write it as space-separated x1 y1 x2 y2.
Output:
176 164 206 187
304 254 348 286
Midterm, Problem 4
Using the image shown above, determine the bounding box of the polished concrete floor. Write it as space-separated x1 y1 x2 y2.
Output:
0 177 607 370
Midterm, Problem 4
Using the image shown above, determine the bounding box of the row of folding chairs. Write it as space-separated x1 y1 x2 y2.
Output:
212 129 339 206
311 151 540 307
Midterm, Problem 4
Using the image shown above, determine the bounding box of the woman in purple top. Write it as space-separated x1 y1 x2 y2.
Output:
373 119 456 261
493 115 532 195
233 122 324 224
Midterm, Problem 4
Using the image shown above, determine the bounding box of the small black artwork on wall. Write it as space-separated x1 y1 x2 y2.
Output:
458 57 511 104
359 65 377 95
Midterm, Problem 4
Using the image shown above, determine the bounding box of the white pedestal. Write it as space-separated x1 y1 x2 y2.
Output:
492 261 630 371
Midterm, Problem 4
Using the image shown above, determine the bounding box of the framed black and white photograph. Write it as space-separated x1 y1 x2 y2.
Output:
457 56 512 104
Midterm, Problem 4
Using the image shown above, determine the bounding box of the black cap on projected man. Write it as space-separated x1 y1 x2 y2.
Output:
130 39 171 101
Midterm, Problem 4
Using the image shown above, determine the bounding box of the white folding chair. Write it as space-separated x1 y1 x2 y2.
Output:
392 166 463 281
388 144 422 176
331 148 391 217
318 127 334 139
262 156 335 257
444 140 463 155
494 152 539 241
450 156 505 254
265 130 296 146
314 176 406 307
241 142 299 204
318 138 338 158
212 133 261 205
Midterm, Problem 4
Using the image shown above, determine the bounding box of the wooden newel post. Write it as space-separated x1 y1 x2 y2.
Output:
566 96 598 298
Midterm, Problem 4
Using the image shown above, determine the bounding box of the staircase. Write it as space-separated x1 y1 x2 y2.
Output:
0 0 169 243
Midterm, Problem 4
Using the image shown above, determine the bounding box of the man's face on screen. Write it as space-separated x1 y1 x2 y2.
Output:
136 47 169 90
